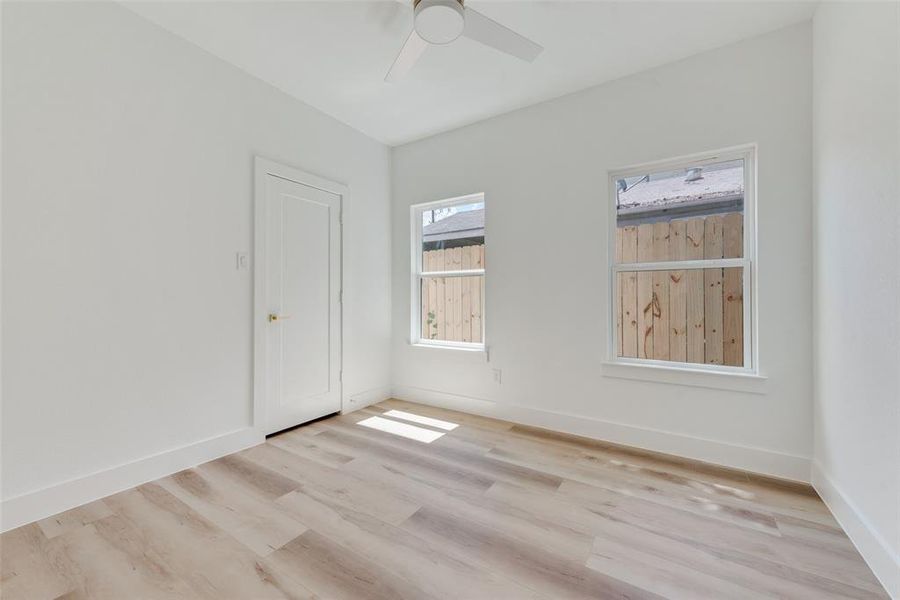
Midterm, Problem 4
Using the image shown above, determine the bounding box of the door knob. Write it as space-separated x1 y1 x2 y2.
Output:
268 313 292 323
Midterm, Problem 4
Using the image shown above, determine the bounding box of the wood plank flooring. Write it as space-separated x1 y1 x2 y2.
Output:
1 400 889 599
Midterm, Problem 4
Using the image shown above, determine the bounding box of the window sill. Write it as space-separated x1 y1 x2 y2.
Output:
410 342 487 358
600 361 768 394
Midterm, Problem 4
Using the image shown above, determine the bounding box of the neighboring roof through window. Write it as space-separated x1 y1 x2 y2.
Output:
423 208 484 243
616 159 744 225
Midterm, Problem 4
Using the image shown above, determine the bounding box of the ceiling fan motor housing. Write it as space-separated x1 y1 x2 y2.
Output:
414 0 465 45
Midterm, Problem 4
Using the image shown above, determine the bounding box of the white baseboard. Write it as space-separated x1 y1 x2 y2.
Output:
392 385 811 482
344 385 392 413
812 462 900 599
0 427 264 533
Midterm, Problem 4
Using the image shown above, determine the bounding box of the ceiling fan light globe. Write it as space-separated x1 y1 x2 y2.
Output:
414 0 465 45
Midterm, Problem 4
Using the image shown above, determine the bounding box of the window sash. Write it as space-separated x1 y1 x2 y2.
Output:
610 261 752 371
415 273 485 346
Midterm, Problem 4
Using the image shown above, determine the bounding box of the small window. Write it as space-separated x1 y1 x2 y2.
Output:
411 194 485 349
610 148 755 371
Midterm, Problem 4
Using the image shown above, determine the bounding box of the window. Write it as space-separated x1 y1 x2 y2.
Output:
411 193 485 349
609 147 755 372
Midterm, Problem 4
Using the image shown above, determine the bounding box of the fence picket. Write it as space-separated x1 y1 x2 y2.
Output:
424 251 438 340
651 222 670 360
473 246 483 342
434 252 446 340
703 216 725 365
669 220 688 362
462 246 475 342
636 224 655 359
685 218 706 363
446 248 462 340
723 213 744 366
621 227 639 357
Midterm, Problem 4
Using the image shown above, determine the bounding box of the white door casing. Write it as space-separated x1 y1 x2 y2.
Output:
254 158 344 435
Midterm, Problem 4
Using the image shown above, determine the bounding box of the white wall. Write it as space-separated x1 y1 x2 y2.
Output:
812 3 900 596
1 2 391 528
392 24 813 481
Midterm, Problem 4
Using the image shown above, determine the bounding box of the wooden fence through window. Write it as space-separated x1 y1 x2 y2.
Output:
616 212 744 367
421 245 484 343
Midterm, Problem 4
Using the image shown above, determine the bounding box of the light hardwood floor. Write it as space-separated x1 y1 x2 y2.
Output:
0 399 889 599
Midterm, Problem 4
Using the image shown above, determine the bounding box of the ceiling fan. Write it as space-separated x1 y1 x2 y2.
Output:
385 0 543 82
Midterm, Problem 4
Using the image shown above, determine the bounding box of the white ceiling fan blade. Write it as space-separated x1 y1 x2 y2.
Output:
462 7 542 62
385 29 428 83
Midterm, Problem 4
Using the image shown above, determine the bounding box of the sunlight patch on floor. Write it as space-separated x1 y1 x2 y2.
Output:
356 415 446 443
382 409 459 431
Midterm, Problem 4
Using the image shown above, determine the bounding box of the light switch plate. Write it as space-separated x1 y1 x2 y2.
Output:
236 251 250 270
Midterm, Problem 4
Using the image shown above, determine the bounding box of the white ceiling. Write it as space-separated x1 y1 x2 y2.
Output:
124 1 816 146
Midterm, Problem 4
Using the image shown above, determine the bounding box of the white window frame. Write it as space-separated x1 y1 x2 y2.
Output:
607 145 758 375
410 193 486 350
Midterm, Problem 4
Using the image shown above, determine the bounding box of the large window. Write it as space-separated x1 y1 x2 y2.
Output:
411 193 485 349
609 147 755 371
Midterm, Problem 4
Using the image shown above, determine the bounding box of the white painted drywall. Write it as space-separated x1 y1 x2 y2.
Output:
392 24 814 480
1 2 391 507
812 3 900 596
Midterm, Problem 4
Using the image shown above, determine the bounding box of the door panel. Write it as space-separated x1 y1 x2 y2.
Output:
282 196 330 400
265 175 341 434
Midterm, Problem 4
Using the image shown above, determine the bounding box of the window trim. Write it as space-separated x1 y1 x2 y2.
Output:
606 145 758 375
410 192 486 350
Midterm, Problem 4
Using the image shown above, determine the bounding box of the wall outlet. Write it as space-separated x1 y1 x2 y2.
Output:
493 368 502 384
236 251 250 270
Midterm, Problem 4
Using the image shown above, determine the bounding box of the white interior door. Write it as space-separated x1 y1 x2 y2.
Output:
264 174 341 434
